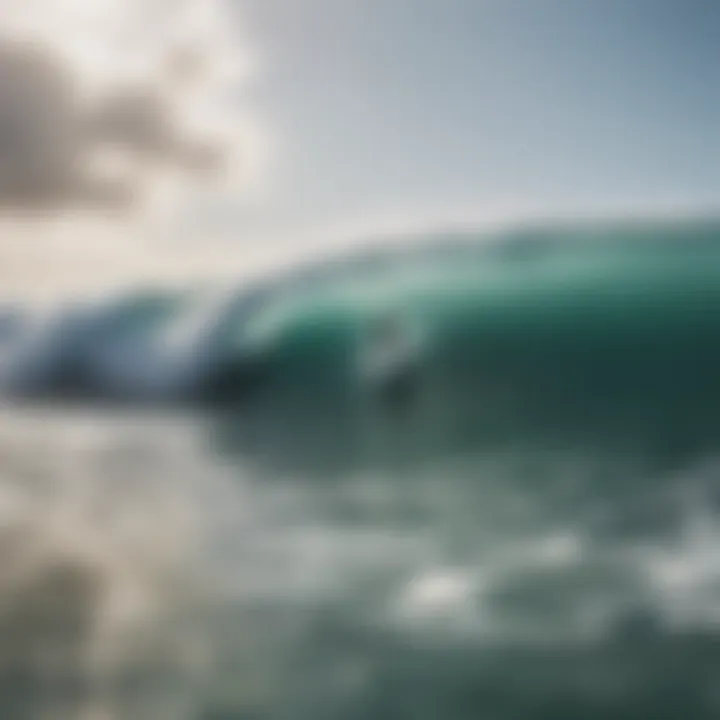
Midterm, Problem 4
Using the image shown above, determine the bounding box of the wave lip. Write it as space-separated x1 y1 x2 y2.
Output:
0 285 271 404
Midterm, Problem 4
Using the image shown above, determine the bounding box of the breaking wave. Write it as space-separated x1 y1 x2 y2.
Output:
2 219 720 717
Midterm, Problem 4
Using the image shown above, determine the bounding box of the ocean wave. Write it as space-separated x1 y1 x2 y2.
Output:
5 217 720 474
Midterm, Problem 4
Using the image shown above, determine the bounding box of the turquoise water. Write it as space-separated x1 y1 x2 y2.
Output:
210 219 720 476
2 219 720 717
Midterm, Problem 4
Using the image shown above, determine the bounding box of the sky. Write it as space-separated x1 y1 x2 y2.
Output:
235 0 720 231
1 0 720 297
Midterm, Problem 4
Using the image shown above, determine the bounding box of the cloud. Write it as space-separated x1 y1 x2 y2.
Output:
0 0 260 216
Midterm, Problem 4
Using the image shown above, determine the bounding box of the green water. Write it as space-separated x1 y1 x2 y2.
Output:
4 220 720 718
207 220 720 477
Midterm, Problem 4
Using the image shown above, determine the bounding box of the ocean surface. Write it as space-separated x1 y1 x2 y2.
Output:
1 221 720 718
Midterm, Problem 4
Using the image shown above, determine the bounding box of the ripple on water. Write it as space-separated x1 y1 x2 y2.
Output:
0 408 720 718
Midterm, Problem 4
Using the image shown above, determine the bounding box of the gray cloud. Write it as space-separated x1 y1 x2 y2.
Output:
89 86 225 174
0 36 227 215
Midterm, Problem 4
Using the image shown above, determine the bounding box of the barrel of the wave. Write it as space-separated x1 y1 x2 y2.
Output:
199 222 720 473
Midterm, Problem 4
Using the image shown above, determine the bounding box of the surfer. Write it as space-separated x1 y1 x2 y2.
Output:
360 313 422 413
